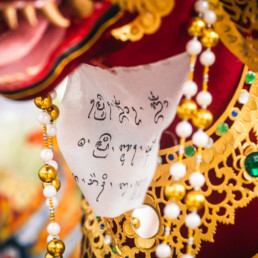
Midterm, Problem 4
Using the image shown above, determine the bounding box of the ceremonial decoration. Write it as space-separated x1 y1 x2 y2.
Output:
34 91 66 258
0 0 257 258
81 66 258 257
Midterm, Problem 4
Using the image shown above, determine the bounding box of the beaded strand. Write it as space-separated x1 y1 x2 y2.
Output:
34 91 65 258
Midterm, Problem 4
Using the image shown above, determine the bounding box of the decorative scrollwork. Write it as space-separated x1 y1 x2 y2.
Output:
110 0 174 42
81 67 258 257
210 0 258 71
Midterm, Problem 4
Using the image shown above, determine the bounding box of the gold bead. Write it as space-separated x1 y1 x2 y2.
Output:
45 253 55 258
132 216 140 229
47 105 60 120
165 183 186 201
38 165 57 183
177 99 198 120
188 17 206 37
51 178 61 191
34 95 52 109
185 191 205 211
201 28 219 48
47 239 65 256
192 109 213 129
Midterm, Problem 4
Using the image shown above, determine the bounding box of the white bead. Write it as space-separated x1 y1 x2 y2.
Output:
38 112 51 125
196 91 212 107
47 124 57 136
194 0 209 13
170 162 186 180
50 90 57 100
192 130 209 147
182 255 194 258
203 10 216 24
47 235 59 243
200 50 215 66
189 172 205 188
47 222 61 236
182 81 198 98
155 244 172 258
46 197 59 209
48 160 58 170
196 155 202 164
40 148 53 162
164 203 180 219
186 38 202 55
43 185 56 198
104 234 112 245
238 91 250 104
185 212 201 229
176 120 193 138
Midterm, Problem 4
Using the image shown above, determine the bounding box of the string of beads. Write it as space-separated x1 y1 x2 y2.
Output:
34 91 65 258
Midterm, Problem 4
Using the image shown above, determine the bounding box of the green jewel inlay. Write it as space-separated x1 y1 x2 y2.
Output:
245 71 256 84
185 145 195 157
245 152 258 177
112 246 117 254
217 123 229 135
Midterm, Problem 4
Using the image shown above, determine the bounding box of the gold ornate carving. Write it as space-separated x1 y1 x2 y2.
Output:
209 0 258 71
110 0 174 41
81 66 258 257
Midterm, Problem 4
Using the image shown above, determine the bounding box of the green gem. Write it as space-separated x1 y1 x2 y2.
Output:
245 71 256 84
112 246 117 254
185 145 195 157
245 152 258 177
217 123 229 135
95 216 100 219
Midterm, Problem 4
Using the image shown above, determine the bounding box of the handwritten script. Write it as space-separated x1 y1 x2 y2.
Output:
57 53 189 217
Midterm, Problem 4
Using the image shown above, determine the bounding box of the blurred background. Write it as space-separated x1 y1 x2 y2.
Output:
0 79 82 258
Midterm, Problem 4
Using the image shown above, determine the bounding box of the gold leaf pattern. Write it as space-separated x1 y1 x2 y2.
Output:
81 67 258 257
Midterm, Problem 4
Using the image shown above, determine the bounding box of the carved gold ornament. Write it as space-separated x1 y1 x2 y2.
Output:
81 66 258 257
110 0 175 41
209 0 258 72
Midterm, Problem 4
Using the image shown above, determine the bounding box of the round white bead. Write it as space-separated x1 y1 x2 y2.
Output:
47 222 61 236
47 124 57 137
182 255 194 258
203 10 216 24
40 149 53 162
48 160 58 170
182 81 198 98
155 244 172 258
200 50 215 66
185 212 201 229
43 185 56 198
194 0 209 13
238 91 250 104
50 90 57 100
170 162 186 180
192 130 209 147
104 234 112 245
196 91 212 107
186 38 202 55
47 235 59 243
189 172 205 188
38 112 51 125
176 120 193 138
164 202 180 219
46 197 59 209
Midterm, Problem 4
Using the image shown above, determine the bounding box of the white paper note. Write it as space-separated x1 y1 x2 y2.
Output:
57 52 189 217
